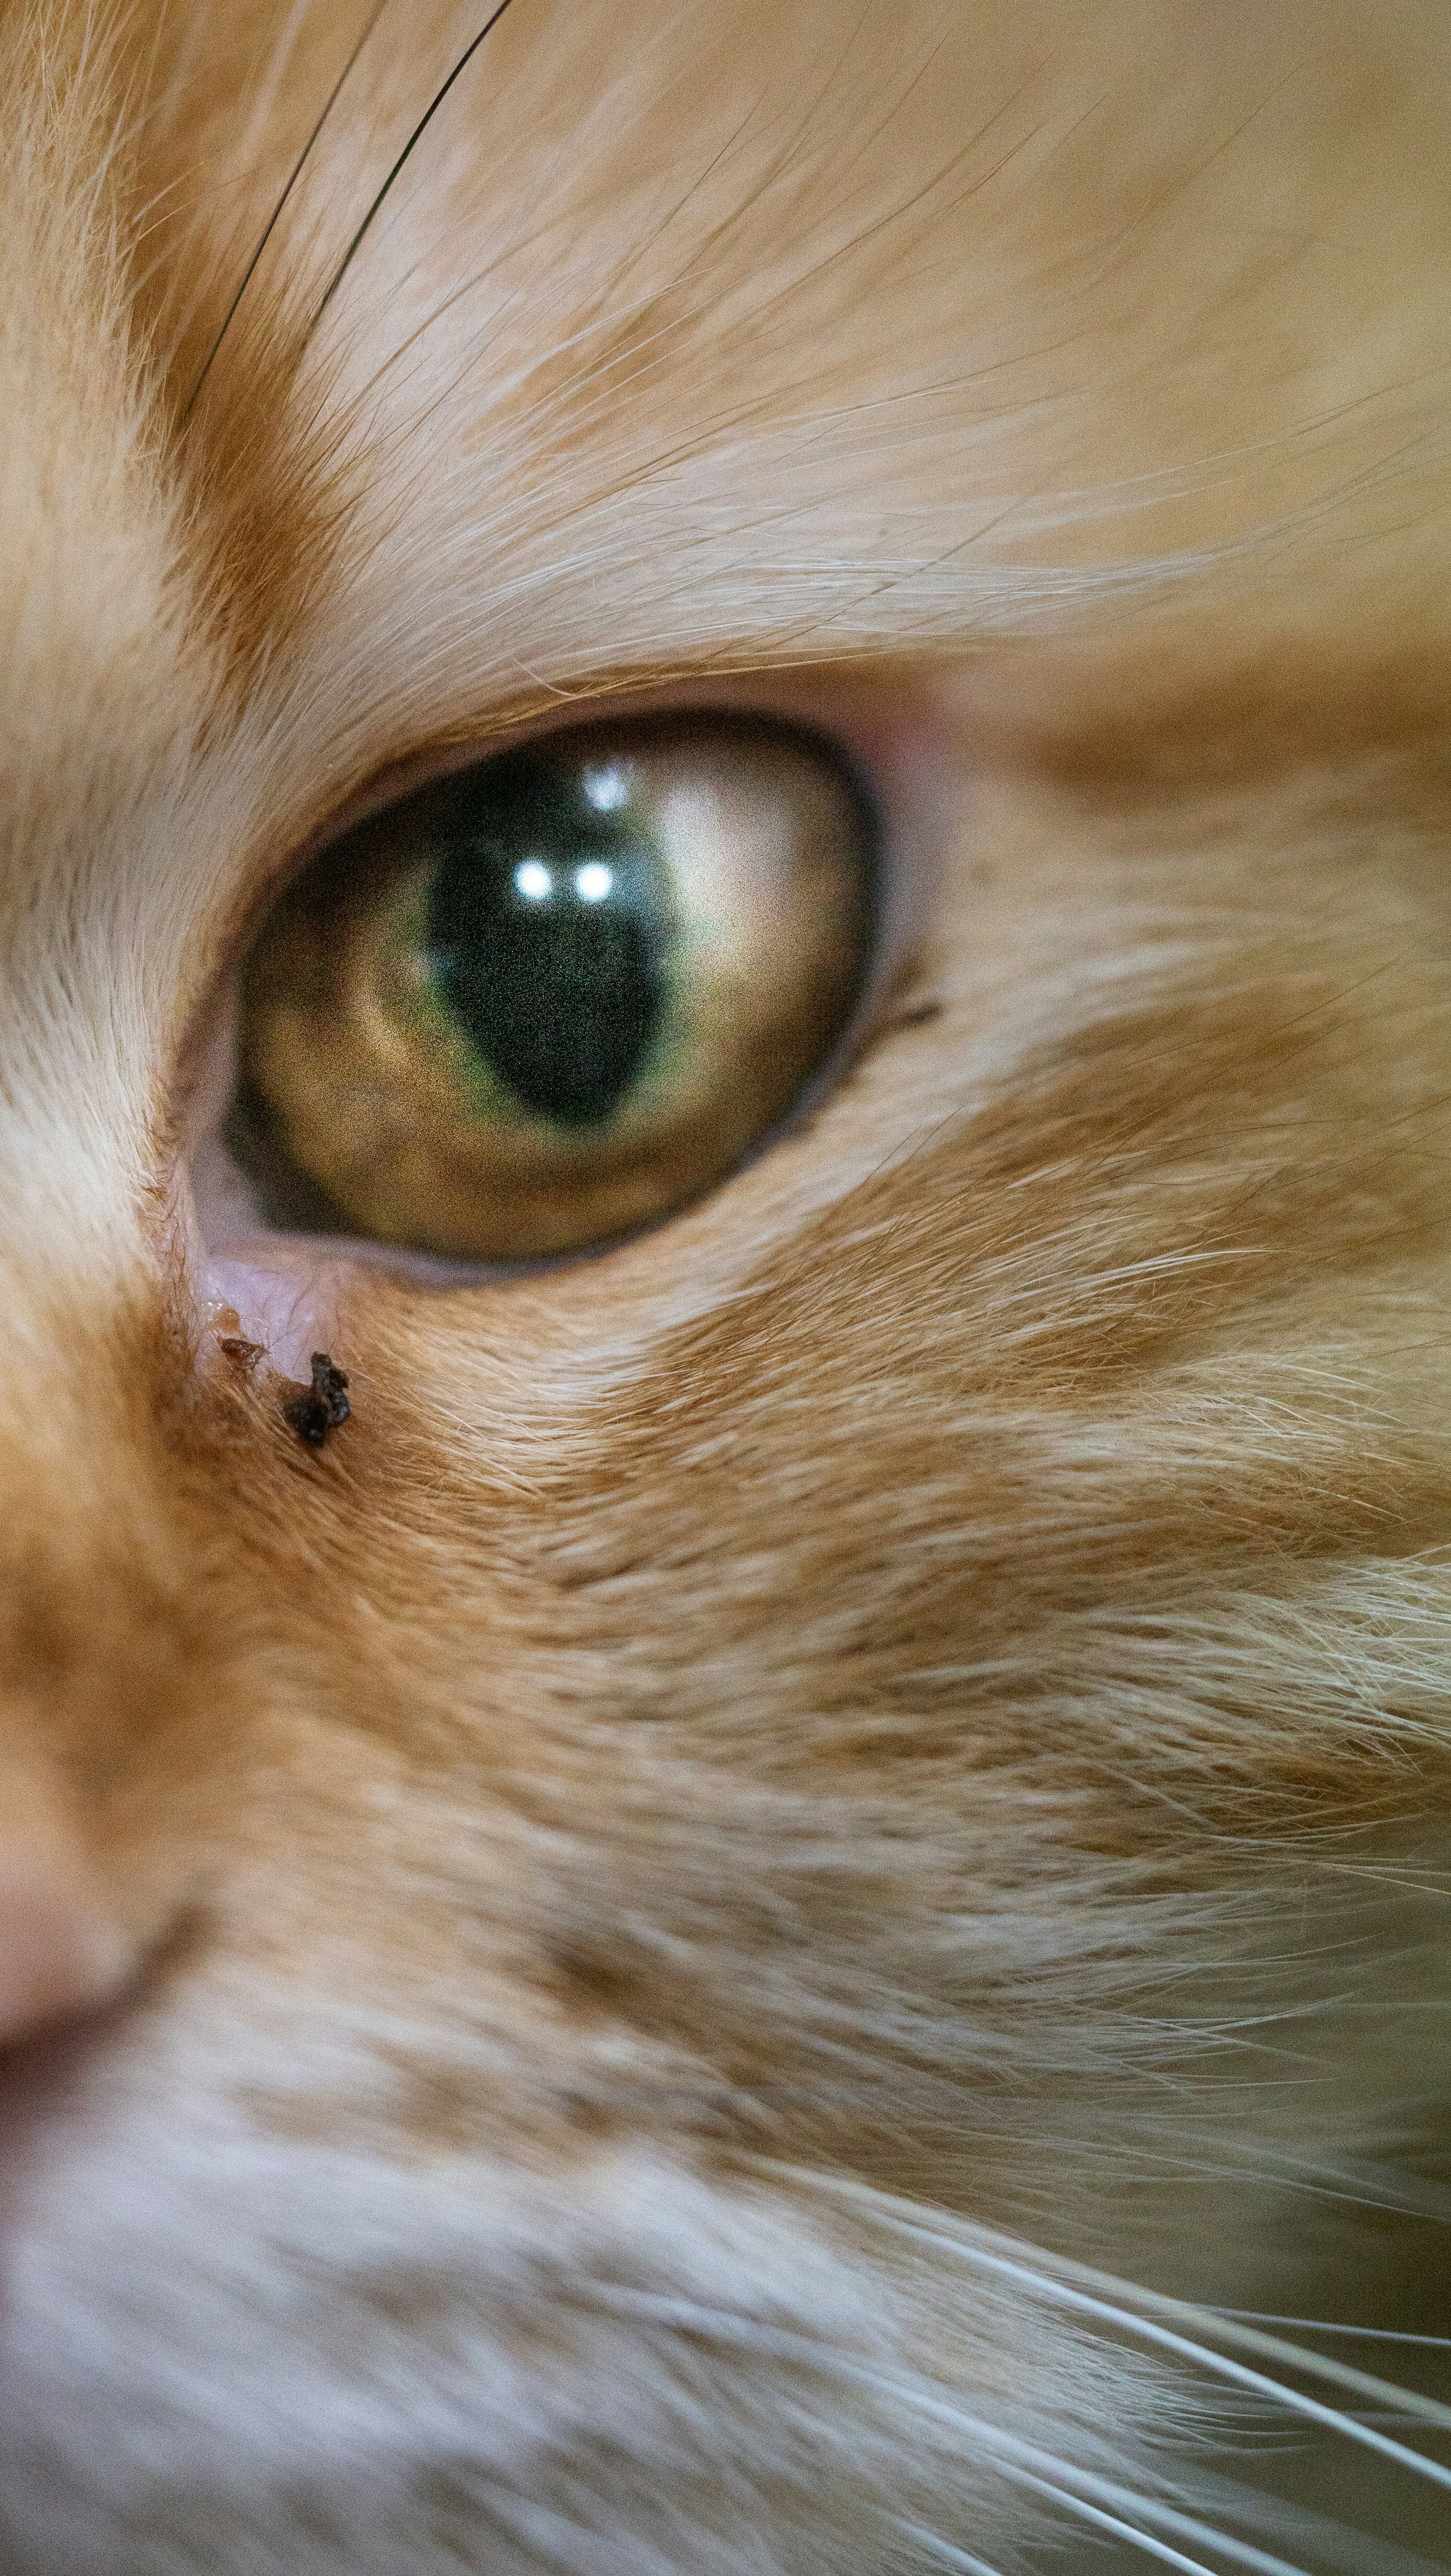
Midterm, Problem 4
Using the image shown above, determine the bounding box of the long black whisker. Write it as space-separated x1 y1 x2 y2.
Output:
304 0 522 347
182 0 394 421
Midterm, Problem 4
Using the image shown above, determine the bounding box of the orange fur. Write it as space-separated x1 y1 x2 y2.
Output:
0 3 1449 2568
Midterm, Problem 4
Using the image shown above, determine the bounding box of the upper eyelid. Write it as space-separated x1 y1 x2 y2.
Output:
207 670 944 992
208 686 827 963
278 677 881 848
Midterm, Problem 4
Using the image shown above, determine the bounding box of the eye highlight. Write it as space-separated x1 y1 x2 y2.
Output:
227 714 878 1263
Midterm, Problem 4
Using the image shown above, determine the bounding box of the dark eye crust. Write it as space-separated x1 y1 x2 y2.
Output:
222 710 881 1269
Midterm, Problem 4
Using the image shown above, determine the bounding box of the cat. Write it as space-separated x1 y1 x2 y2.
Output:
0 0 1449 2568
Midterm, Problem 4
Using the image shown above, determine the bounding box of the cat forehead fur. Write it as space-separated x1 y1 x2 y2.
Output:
0 2 1450 2570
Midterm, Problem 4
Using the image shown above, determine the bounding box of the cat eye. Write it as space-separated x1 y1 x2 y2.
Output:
226 713 878 1263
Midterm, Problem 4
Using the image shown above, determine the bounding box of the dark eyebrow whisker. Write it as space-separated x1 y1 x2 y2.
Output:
181 0 396 422
303 0 523 350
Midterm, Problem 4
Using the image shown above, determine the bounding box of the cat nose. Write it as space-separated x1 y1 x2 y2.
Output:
0 1778 130 2046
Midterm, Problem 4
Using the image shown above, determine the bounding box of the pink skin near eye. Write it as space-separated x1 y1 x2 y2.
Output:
199 1254 341 1388
183 972 347 1383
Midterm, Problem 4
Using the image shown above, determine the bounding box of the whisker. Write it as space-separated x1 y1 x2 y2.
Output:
582 2285 1318 2576
1213 2310 1451 2350
908 2443 1256 2576
182 0 394 419
305 0 523 347
1187 2463 1451 2576
876 2388 1320 2576
925 2238 1451 2485
774 2167 1451 2481
1028 2472 1343 2576
894 2523 1010 2576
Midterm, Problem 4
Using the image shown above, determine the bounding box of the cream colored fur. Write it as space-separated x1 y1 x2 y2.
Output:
0 3 1449 2570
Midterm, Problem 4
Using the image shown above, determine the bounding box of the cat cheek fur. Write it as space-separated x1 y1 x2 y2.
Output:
0 3 1449 2572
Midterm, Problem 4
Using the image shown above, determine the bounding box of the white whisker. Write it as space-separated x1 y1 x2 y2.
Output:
1188 2463 1451 2576
588 2282 1329 2576
866 2385 1321 2576
1213 2310 1451 2351
772 2168 1451 2490
935 2450 1241 2576
1030 2472 1345 2576
894 2524 1010 2576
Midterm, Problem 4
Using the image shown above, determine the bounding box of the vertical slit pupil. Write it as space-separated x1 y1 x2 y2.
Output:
426 757 674 1128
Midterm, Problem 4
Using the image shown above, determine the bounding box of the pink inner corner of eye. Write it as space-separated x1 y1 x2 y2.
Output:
199 1255 341 1388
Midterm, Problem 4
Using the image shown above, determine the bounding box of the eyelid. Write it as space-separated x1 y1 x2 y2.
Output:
265 671 944 932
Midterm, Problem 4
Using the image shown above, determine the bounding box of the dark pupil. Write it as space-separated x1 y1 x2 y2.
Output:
425 756 674 1129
